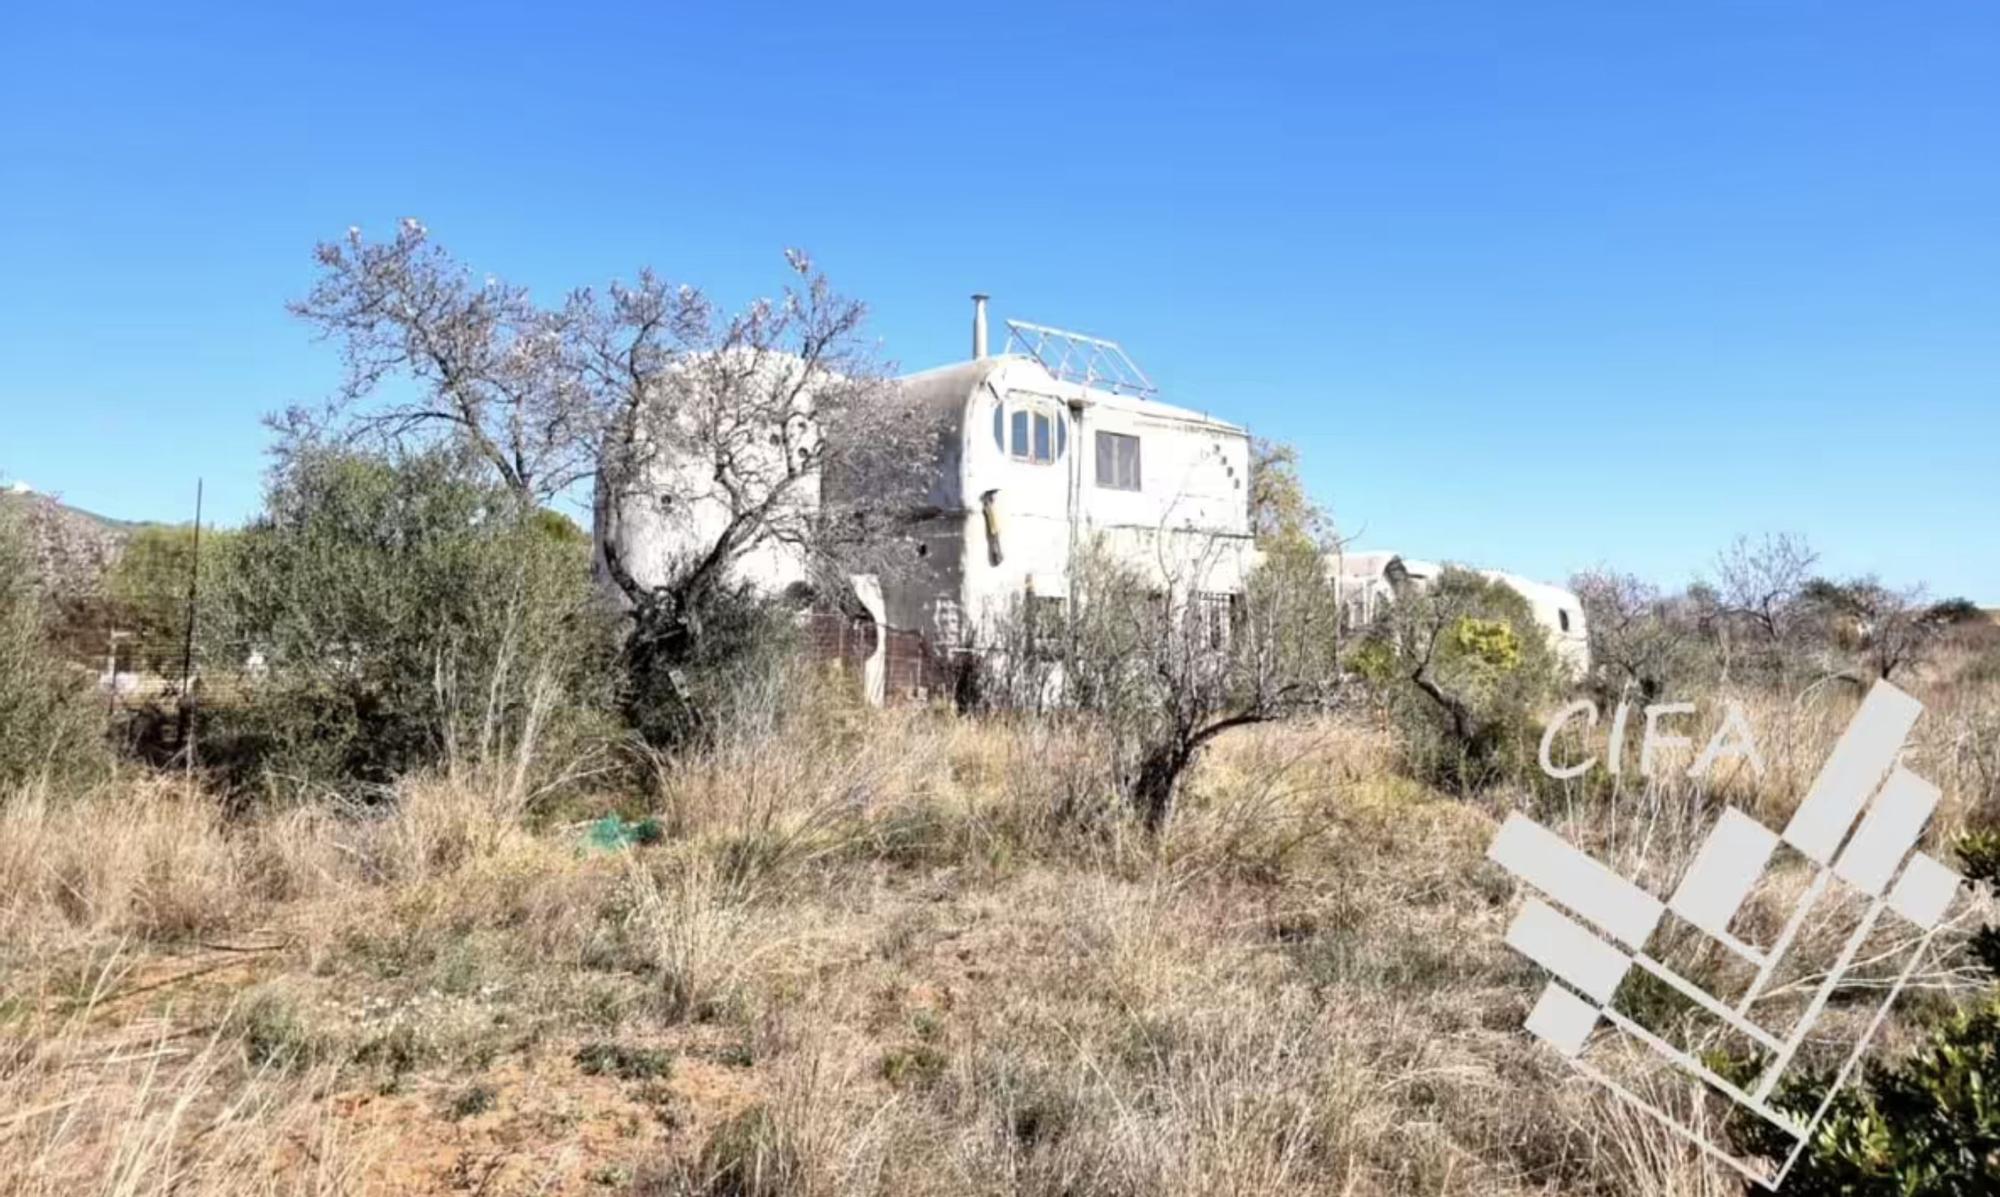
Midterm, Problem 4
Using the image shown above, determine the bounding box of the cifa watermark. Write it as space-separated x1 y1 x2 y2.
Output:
1537 696 1766 783
1494 680 1968 1189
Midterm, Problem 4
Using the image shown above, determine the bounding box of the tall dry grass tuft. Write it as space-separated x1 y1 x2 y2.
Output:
624 852 779 1023
0 778 244 949
0 982 378 1197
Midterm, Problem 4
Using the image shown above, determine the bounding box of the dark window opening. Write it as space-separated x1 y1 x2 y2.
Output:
1026 594 1067 659
1195 591 1237 652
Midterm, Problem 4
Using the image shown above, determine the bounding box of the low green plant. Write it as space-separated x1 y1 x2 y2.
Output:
447 1083 498 1120
878 1043 948 1090
574 1041 674 1081
1719 832 2000 1193
236 989 320 1070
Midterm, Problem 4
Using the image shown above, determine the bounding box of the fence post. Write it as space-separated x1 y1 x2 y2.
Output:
175 479 203 775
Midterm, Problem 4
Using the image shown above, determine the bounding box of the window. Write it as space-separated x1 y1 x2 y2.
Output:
934 598 963 646
1095 431 1142 491
1558 608 1572 633
1025 595 1067 659
995 395 1066 464
1194 592 1238 652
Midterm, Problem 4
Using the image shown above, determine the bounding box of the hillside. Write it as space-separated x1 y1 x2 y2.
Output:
0 484 156 595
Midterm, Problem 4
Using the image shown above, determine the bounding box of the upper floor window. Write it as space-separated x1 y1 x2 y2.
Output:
992 394 1067 465
1095 431 1142 491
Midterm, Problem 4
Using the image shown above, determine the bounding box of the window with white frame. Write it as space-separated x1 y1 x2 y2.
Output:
991 393 1067 465
1095 430 1142 491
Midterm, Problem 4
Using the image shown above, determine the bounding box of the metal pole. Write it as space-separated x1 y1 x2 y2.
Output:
177 479 203 774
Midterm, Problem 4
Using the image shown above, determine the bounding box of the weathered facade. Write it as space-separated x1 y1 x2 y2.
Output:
594 300 1588 702
867 351 1255 669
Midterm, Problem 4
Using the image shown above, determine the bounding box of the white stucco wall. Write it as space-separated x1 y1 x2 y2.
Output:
934 357 1255 645
596 348 1257 660
593 354 820 603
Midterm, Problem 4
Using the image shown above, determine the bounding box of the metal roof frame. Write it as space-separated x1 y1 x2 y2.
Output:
1001 318 1157 398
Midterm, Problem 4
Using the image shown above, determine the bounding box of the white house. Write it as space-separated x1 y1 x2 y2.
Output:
862 299 1255 663
594 296 1585 700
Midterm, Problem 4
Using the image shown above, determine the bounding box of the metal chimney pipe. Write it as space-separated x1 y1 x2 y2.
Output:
971 293 989 359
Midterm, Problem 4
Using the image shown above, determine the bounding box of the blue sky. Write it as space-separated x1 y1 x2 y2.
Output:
3 2 1995 599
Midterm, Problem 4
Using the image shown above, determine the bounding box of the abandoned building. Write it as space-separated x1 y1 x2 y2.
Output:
1332 551 1591 675
596 297 1587 702
860 299 1258 696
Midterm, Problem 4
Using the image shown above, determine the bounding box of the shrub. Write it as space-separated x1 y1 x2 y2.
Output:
574 1041 674 1081
1720 833 2000 1192
618 579 806 750
447 1083 498 1120
210 448 618 800
1355 567 1564 793
0 521 109 790
103 523 238 676
1723 995 2000 1195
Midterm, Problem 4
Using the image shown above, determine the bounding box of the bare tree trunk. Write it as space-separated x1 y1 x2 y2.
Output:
1130 712 1269 833
1133 741 1190 834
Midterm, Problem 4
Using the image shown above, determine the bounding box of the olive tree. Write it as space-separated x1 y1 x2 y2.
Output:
0 520 109 790
213 449 617 800
1352 567 1564 792
1800 574 1953 684
1049 534 1344 831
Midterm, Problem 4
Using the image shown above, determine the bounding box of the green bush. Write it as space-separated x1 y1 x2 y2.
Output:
103 523 238 676
210 449 618 800
1354 568 1564 793
1720 833 2000 1193
1722 996 2000 1195
617 578 806 750
0 522 109 790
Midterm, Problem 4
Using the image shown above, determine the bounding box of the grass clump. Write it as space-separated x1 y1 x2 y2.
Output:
575 1041 674 1081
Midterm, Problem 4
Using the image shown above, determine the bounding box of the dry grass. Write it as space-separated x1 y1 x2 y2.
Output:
1 663 1994 1194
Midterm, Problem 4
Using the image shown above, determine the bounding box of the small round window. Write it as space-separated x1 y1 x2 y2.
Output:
992 393 1067 464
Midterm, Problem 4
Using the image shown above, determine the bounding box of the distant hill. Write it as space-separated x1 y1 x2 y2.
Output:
0 485 163 596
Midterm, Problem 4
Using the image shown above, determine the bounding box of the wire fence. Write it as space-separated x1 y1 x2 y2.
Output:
44 591 263 764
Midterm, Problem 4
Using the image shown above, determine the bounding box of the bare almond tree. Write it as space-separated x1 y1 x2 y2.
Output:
286 223 934 652
1709 532 1819 684
586 250 937 628
284 220 602 503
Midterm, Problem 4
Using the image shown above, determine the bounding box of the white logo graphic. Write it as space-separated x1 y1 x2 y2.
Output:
1489 680 1965 1189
